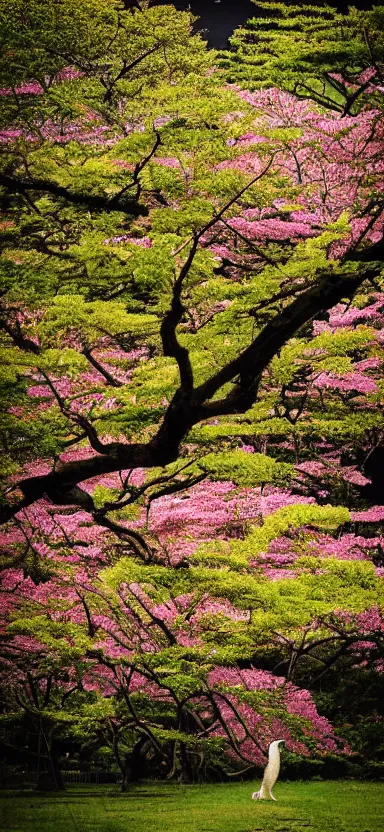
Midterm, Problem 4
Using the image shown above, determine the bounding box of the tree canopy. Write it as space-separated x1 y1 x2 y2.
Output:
0 0 384 788
221 1 384 113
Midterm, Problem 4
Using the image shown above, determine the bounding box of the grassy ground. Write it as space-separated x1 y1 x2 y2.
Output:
0 780 383 832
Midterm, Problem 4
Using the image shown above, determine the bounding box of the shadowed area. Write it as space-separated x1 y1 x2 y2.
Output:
153 0 260 47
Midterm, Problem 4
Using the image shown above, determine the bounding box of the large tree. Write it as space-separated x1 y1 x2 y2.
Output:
1 0 384 784
0 1 382 527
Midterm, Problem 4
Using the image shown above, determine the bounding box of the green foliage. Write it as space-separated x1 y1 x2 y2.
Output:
0 0 211 102
243 503 350 554
220 2 384 113
198 450 293 486
40 296 158 345
1 781 384 832
194 504 350 572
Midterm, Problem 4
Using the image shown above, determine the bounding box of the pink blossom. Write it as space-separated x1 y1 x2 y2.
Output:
351 507 384 522
155 157 182 168
313 372 377 394
103 235 152 247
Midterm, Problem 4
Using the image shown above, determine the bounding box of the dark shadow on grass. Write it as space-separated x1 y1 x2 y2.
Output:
0 788 176 800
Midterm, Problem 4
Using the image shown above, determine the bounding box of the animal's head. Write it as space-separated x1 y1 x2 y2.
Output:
276 740 285 747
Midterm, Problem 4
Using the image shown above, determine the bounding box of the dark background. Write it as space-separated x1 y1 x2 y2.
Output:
159 0 256 47
152 1 376 48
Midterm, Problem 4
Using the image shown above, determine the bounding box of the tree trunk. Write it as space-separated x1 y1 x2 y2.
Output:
36 736 65 791
120 738 147 791
120 761 131 793
179 742 194 783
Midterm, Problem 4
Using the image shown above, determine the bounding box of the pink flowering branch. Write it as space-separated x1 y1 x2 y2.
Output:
210 689 266 756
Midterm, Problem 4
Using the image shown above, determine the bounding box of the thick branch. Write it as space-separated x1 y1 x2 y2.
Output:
0 253 379 522
160 234 198 392
192 270 371 417
0 316 40 354
0 173 148 216
158 159 278 418
92 512 153 562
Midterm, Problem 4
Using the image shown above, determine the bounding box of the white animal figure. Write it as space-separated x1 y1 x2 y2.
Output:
252 740 285 801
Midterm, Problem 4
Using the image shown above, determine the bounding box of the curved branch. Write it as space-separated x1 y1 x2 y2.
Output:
192 269 371 417
109 129 162 203
0 251 380 522
103 46 161 103
160 234 198 393
93 512 153 562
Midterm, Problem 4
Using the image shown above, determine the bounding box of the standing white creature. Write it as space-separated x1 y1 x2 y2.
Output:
252 740 285 801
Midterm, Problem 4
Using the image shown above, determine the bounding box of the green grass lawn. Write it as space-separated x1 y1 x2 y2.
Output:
0 781 383 832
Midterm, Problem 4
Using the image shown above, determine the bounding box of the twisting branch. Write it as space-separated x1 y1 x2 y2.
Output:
218 217 279 267
92 512 153 562
0 241 380 522
97 460 200 514
172 155 278 258
204 691 259 765
145 472 206 507
212 689 265 755
102 45 162 103
0 315 40 354
158 158 279 421
160 233 199 393
127 585 177 645
191 269 372 418
39 371 114 456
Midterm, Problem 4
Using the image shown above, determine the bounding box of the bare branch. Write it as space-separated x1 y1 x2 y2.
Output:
82 348 123 388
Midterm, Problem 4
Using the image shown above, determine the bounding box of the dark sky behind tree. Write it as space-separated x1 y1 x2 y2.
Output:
154 1 375 48
151 0 257 47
